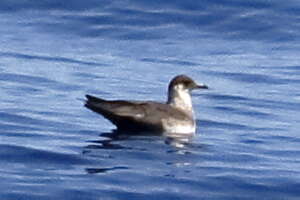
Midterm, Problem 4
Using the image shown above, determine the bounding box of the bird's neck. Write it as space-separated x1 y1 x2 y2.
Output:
167 88 194 114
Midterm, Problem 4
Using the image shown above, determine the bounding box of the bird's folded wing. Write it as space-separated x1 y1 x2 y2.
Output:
85 95 189 125
85 95 147 119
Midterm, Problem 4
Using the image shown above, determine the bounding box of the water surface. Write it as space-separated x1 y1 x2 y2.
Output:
1 1 300 199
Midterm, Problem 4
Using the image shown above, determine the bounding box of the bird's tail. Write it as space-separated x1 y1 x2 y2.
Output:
85 95 106 111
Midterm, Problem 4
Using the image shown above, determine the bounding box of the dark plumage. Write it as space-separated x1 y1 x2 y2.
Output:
85 75 208 134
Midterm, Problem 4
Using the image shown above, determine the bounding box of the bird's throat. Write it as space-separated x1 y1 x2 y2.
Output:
167 88 194 114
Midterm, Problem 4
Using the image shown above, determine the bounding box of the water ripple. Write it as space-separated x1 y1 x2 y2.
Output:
0 144 90 166
0 72 80 91
0 51 107 66
204 71 287 85
1 1 300 199
140 58 199 66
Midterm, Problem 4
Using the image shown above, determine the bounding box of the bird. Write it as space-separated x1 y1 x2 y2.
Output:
84 75 208 135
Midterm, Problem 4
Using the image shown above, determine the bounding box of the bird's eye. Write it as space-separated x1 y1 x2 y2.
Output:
185 81 192 87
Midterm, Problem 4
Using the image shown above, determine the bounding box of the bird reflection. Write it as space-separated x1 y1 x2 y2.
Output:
83 130 132 152
164 133 194 148
85 166 129 174
83 130 199 175
84 129 195 151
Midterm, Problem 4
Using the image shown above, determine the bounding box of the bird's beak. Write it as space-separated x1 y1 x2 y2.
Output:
196 83 208 89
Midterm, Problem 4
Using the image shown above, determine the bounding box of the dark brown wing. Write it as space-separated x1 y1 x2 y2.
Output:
84 95 189 132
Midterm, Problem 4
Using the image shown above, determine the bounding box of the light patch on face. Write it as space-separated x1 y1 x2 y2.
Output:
174 84 186 91
173 84 193 109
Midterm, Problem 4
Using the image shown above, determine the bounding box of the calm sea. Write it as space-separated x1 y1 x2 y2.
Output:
1 1 300 199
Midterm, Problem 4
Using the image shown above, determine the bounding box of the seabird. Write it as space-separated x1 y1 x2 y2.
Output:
85 75 208 135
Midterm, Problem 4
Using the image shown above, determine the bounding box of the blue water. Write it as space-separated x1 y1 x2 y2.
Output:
1 1 300 199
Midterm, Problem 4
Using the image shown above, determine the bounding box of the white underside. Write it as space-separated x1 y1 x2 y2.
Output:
164 84 196 134
162 119 196 135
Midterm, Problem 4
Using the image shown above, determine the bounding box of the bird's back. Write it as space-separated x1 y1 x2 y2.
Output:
85 95 192 133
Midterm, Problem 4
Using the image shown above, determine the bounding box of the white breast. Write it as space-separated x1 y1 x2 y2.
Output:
165 84 196 134
162 118 196 135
